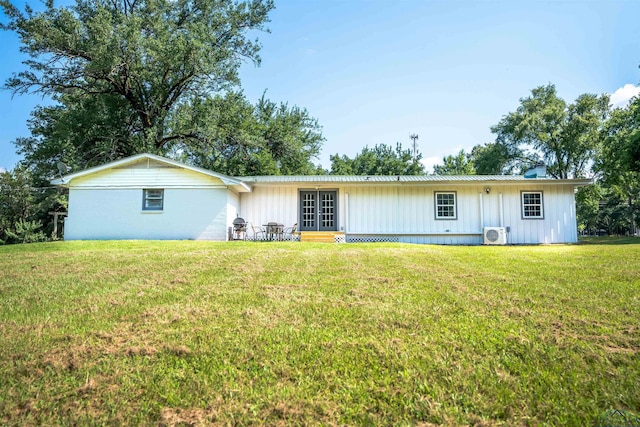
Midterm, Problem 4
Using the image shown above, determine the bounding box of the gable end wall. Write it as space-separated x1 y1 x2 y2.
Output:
64 164 232 240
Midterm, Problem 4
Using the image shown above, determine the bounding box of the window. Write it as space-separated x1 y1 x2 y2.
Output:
521 191 543 219
143 189 164 211
435 191 457 220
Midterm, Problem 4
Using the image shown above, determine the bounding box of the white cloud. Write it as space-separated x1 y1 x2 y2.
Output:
610 84 640 109
0 167 5 174
420 156 441 174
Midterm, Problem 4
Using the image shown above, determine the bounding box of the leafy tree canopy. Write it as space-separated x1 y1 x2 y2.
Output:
599 96 640 180
596 95 640 235
329 143 425 175
468 142 524 175
1 0 275 151
173 92 325 176
0 167 53 244
491 84 609 179
433 150 475 175
15 89 325 177
3 0 325 177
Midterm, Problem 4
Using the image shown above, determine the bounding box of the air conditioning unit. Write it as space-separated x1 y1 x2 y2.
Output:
483 227 507 245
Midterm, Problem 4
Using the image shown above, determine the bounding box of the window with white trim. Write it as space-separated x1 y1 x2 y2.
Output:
143 189 164 211
521 191 543 219
435 191 457 220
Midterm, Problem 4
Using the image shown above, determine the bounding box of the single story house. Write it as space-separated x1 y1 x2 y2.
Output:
51 153 591 244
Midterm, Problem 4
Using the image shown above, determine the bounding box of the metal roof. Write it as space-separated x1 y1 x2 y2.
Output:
50 153 592 189
238 174 592 185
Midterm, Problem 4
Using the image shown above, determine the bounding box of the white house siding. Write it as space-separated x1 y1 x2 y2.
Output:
344 184 578 244
344 185 484 244
65 188 229 240
498 184 578 244
55 154 583 244
69 162 226 188
63 163 232 240
238 182 578 244
239 185 299 234
227 191 240 226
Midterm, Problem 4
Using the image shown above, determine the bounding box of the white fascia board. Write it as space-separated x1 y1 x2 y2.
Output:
246 178 593 188
51 153 153 185
50 153 247 189
229 182 253 193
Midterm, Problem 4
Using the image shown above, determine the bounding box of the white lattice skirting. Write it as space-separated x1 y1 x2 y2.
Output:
346 235 400 243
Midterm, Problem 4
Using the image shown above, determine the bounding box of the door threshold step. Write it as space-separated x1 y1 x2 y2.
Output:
299 232 345 243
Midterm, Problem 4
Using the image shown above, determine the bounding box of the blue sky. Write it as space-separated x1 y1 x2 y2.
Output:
1 0 640 173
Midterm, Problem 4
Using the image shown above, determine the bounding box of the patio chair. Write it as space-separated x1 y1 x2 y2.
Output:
283 223 297 241
266 222 284 241
250 223 266 241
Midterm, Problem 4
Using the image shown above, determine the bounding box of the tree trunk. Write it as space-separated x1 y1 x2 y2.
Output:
629 193 637 236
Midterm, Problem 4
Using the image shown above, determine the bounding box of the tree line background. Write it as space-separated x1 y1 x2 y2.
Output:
0 0 638 243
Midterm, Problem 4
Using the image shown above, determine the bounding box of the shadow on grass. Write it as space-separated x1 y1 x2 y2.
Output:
578 236 640 245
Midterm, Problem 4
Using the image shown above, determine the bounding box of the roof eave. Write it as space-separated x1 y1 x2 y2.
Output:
239 176 594 185
50 153 242 187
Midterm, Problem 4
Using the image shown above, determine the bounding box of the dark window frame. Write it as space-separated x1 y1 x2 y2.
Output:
297 188 339 232
142 189 164 211
434 191 458 220
521 190 544 219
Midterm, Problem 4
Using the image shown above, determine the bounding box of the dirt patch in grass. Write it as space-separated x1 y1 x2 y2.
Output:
159 407 214 426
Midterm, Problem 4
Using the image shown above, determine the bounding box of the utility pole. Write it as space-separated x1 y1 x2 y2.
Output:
410 134 419 158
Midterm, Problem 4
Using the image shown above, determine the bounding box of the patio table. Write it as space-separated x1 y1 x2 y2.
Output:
263 223 284 241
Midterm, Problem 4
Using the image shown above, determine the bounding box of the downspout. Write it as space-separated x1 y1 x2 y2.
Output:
396 186 400 239
345 192 349 235
479 192 484 230
499 193 504 227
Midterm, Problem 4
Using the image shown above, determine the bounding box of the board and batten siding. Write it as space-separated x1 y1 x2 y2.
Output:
344 183 577 244
64 162 232 240
344 185 483 244
498 184 578 244
238 182 578 244
239 186 299 237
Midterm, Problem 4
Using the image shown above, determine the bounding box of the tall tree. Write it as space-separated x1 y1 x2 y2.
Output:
597 96 640 235
14 92 138 176
329 143 425 175
175 92 324 176
4 0 324 178
491 84 609 179
1 0 274 152
433 150 475 175
468 142 523 175
575 184 603 235
0 167 50 244
601 96 640 174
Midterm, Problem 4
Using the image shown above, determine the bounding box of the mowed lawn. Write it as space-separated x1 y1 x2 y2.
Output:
0 240 638 426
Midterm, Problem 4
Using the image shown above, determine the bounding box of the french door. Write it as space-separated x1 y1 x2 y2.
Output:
299 190 338 231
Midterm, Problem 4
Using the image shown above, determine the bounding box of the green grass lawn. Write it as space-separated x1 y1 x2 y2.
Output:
1 240 638 426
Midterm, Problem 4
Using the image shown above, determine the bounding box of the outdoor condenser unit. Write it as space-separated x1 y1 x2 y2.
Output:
483 227 507 245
